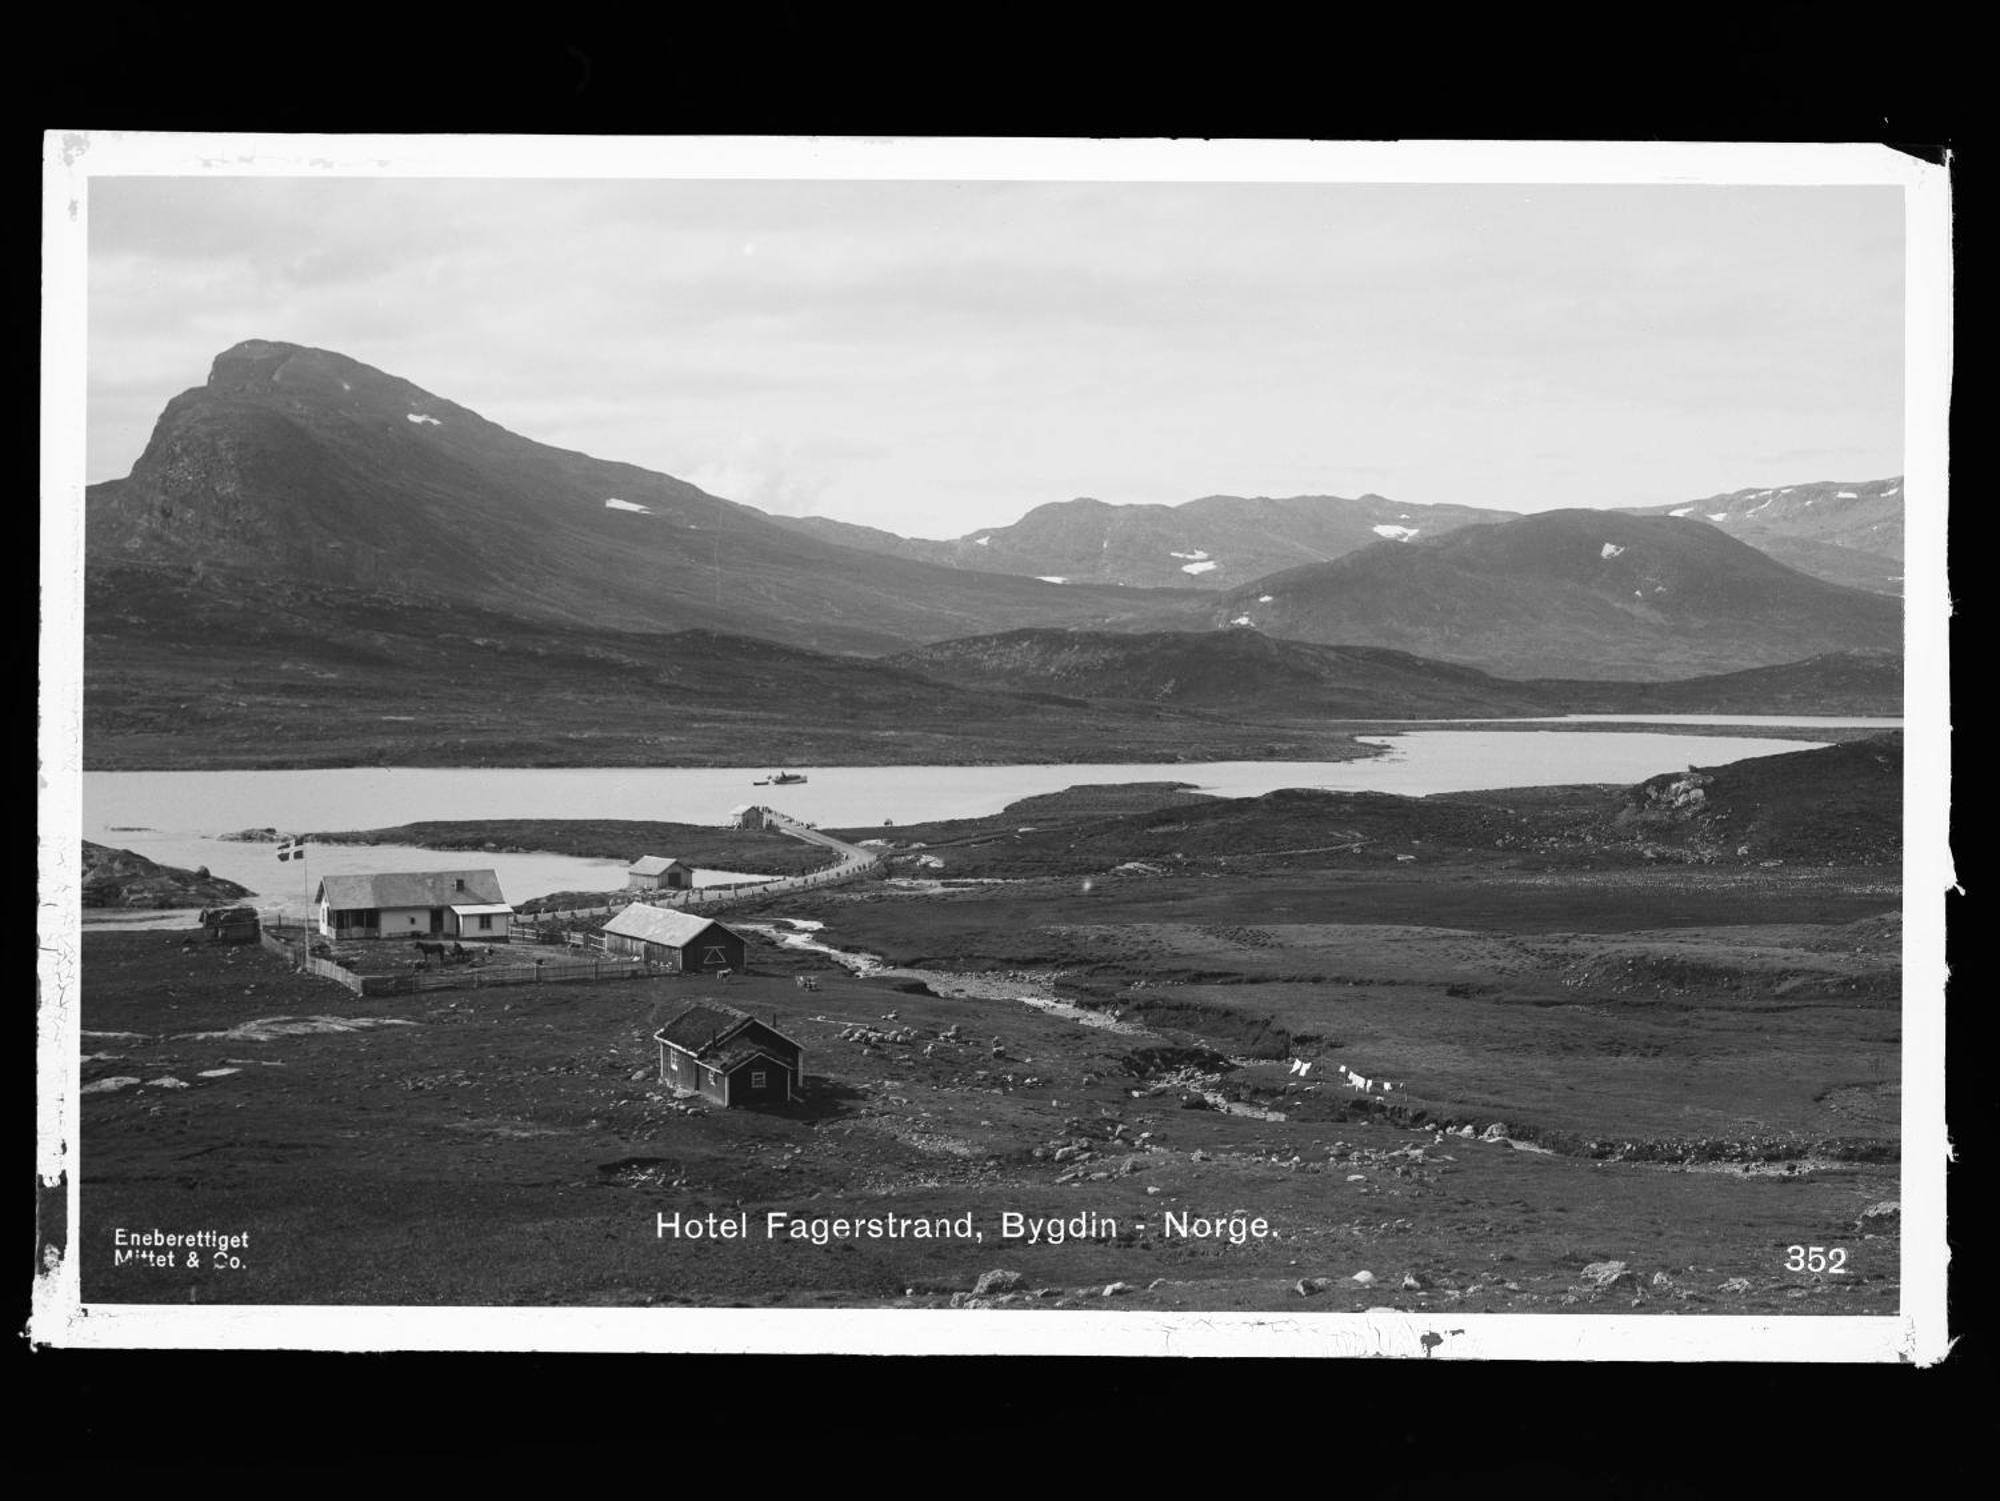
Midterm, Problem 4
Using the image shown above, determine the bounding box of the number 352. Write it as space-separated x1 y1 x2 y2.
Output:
1785 1245 1848 1274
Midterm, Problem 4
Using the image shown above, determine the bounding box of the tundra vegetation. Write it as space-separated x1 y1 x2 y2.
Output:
78 739 1901 1314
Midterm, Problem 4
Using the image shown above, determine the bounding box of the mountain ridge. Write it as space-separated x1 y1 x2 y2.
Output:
1207 509 1901 679
87 340 1205 655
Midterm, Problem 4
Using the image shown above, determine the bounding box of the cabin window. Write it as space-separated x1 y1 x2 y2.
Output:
455 879 466 892
478 915 493 931
750 1071 767 1090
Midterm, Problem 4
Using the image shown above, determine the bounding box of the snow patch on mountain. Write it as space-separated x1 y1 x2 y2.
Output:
973 535 991 546
1836 491 1858 499
406 413 441 427
1372 524 1420 542
1601 542 1626 559
604 498 653 514
1229 615 1254 627
1257 594 1274 603
1707 512 1729 522
1036 576 1068 584
1669 506 1695 517
1884 484 1901 496
1181 560 1219 576
1170 550 1211 561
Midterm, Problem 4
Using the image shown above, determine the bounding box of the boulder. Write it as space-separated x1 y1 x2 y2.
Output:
1296 1277 1332 1297
1580 1260 1636 1290
1855 1200 1900 1235
1350 1270 1376 1286
972 1268 1023 1297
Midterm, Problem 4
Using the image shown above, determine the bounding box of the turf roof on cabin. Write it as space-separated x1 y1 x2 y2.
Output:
657 1001 801 1056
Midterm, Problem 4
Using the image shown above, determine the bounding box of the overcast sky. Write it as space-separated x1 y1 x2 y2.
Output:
86 175 1905 538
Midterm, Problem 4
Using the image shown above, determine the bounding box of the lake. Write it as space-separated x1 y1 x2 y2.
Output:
79 725 1886 919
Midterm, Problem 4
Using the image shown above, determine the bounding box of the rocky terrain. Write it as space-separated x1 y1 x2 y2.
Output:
81 840 254 910
828 735 1903 881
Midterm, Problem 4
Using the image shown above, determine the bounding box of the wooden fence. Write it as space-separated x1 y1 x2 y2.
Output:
513 851 884 932
261 924 669 996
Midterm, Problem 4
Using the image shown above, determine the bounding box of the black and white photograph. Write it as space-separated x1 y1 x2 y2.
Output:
36 135 1951 1360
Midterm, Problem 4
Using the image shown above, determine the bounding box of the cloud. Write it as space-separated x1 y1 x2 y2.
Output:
83 177 1907 530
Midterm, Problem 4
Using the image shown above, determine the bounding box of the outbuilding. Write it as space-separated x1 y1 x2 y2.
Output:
627 855 694 891
655 1001 804 1107
600 905 747 972
729 804 767 831
315 870 513 941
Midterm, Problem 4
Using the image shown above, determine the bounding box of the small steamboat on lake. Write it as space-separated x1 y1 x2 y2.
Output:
753 771 809 786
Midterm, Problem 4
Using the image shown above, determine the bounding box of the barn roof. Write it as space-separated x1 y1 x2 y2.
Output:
656 1001 801 1059
627 855 688 876
602 905 736 948
317 869 506 910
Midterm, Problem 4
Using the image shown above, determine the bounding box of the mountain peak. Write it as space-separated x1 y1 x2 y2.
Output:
206 340 421 405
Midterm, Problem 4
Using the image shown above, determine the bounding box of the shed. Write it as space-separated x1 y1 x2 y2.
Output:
730 804 767 831
600 906 747 972
200 906 261 944
315 870 512 941
627 855 695 891
655 1001 804 1107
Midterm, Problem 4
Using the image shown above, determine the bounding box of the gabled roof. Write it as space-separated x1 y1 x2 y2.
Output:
655 1001 801 1059
603 905 737 948
627 855 689 876
711 1039 797 1073
317 869 505 910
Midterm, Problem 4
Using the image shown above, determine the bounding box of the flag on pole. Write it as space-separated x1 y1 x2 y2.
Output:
277 837 304 862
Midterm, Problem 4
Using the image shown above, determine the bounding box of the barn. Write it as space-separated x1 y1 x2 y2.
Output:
600 906 747 972
655 1001 805 1107
627 855 694 891
315 870 513 941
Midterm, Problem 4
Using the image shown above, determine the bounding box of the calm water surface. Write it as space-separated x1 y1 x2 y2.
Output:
81 728 1848 916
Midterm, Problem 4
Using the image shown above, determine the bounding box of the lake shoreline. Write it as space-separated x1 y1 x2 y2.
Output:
76 717 1895 774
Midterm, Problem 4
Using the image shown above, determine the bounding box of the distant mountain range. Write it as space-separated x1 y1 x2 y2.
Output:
80 341 1906 764
770 493 1519 591
1207 509 1900 679
773 478 1906 597
1616 478 1904 595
